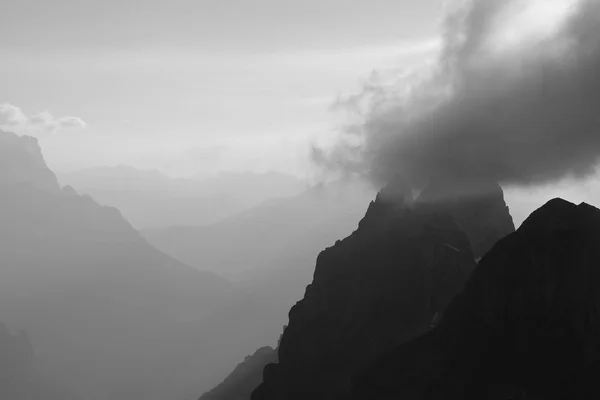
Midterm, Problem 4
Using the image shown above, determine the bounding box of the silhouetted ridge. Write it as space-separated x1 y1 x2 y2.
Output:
200 347 277 400
350 198 600 400
252 180 476 400
417 179 515 258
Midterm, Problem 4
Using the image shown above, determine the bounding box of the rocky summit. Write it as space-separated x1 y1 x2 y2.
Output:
351 198 600 400
251 180 479 400
0 129 60 192
417 179 515 259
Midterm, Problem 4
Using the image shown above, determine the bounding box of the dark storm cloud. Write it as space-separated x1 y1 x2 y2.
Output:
314 0 600 192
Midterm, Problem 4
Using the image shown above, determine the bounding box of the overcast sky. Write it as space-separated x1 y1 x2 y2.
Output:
1 0 442 177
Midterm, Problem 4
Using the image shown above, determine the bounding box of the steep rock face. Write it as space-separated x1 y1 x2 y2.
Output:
418 180 515 259
351 198 600 400
252 182 477 400
0 130 59 192
200 347 277 400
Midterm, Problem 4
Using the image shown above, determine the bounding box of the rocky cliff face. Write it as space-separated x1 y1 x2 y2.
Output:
200 347 277 400
418 179 515 259
251 181 479 400
351 198 600 400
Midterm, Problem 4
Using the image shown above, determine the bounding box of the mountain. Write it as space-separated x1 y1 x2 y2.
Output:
144 179 373 281
0 323 80 400
200 346 278 400
418 180 515 259
58 166 307 229
0 130 256 399
144 179 374 338
0 131 59 191
250 180 483 400
350 198 600 400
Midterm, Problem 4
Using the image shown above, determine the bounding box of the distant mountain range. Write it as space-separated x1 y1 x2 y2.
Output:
144 178 376 345
58 166 308 229
0 129 295 400
11 125 598 400
144 178 374 280
202 178 600 400
196 178 515 400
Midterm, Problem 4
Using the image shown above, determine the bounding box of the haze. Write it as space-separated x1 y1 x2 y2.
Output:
1 0 442 177
1 0 600 399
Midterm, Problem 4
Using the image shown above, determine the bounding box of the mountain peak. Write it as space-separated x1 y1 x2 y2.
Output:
416 179 515 258
0 130 60 192
350 198 600 400
252 186 476 399
520 198 600 231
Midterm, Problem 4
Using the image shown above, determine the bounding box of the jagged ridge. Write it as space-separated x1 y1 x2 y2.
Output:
350 198 600 400
252 182 479 400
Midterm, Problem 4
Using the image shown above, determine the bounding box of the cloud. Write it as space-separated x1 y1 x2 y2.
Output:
0 103 87 135
314 0 600 194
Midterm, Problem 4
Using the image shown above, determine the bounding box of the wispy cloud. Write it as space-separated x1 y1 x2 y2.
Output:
267 38 441 74
0 103 87 135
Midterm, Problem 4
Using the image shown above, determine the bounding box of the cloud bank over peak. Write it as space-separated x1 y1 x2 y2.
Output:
314 0 600 193
0 103 87 136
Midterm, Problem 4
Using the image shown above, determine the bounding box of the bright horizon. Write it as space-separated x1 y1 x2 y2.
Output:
1 0 442 179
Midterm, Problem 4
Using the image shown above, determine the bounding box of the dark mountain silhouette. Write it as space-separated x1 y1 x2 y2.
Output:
200 346 277 400
195 178 513 400
59 166 307 229
0 130 260 399
418 179 515 259
250 180 485 400
350 198 600 400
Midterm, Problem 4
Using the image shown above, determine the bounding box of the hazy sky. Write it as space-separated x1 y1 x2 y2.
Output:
1 0 442 177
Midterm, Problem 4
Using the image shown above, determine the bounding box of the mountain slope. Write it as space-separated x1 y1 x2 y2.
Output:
144 179 375 349
144 179 373 281
59 166 307 229
0 323 81 400
0 130 244 399
350 198 600 400
200 346 277 400
251 181 479 400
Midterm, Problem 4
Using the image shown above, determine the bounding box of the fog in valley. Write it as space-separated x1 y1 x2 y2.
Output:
2 1 600 400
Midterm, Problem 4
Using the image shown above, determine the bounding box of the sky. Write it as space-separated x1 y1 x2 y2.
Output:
0 0 443 178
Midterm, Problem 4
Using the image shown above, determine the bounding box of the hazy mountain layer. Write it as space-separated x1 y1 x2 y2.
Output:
0 130 276 399
59 166 307 229
0 323 81 400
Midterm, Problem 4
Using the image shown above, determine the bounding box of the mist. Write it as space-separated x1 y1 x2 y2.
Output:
315 0 600 193
4 0 600 399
